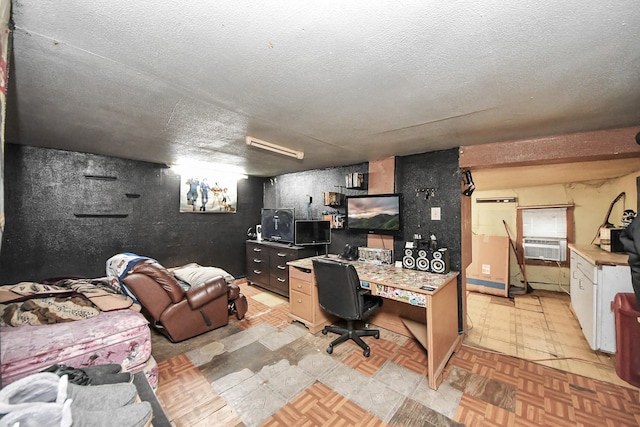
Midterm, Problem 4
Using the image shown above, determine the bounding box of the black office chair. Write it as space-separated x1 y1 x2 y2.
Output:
312 258 382 357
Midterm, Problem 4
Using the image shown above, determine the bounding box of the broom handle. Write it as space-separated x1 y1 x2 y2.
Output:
503 220 532 292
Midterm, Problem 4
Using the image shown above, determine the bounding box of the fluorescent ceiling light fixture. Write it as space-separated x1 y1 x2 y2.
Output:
246 136 304 159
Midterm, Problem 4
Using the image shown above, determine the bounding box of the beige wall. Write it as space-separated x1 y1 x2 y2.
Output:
471 169 639 292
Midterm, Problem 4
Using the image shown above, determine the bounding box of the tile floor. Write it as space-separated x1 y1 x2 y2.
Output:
152 284 640 426
465 289 636 389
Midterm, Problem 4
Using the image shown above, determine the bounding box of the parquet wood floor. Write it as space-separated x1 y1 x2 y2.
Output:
466 290 636 388
261 382 387 427
153 283 640 426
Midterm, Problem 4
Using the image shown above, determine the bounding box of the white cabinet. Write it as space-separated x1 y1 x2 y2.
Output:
570 251 597 348
569 245 632 353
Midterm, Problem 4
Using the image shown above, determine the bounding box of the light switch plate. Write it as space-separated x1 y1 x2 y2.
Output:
431 207 441 220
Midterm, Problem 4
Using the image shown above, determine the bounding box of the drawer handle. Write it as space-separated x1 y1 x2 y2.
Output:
253 259 262 263
277 265 286 270
297 284 302 288
297 299 302 303
572 271 577 279
253 269 262 274
277 277 286 282
253 248 262 252
578 278 583 290
277 252 287 257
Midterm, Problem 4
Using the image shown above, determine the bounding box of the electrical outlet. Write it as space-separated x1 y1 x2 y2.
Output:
431 207 441 220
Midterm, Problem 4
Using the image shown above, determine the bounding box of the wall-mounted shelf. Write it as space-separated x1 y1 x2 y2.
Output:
323 191 344 207
322 213 344 229
476 197 517 203
125 193 141 199
74 213 129 218
345 172 365 189
84 174 117 181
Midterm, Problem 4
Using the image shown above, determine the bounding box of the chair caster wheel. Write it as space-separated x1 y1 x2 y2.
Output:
327 345 333 354
374 331 380 339
363 348 370 357
322 329 328 335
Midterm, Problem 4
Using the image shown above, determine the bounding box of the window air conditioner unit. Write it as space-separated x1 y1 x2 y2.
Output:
523 238 567 262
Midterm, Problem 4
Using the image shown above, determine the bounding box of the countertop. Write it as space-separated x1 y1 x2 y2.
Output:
569 243 629 267
288 254 459 293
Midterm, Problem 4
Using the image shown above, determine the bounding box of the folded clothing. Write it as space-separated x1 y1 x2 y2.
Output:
41 363 133 385
0 372 152 427
172 265 235 286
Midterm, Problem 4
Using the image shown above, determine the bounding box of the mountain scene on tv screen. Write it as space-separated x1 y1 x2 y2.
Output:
351 213 399 230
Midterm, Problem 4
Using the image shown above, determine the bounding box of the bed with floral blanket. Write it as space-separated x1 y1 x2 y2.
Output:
0 278 157 389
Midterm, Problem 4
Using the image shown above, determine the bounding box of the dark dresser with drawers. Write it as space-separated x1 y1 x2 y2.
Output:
246 240 316 297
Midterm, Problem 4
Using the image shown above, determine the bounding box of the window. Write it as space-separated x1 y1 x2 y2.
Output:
516 205 574 266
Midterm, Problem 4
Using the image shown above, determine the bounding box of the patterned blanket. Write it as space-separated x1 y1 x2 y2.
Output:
0 279 137 327
0 295 98 327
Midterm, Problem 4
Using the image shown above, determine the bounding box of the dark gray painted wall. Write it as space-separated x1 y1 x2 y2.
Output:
1 143 461 314
263 163 370 254
396 149 462 272
264 148 463 330
264 148 461 269
0 144 264 283
397 148 463 332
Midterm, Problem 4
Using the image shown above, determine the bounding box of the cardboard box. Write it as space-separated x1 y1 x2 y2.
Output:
466 234 510 297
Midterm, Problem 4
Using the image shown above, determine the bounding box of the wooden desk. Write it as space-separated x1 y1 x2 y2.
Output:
288 255 462 390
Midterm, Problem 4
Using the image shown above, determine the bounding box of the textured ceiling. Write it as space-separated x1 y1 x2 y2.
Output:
6 1 640 177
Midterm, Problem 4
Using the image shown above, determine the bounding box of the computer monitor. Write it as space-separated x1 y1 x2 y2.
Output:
294 220 331 246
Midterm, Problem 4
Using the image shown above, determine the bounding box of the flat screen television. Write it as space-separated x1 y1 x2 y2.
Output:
295 220 331 246
261 208 295 243
345 193 402 235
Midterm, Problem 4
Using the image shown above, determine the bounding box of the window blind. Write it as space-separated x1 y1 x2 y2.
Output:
522 207 567 239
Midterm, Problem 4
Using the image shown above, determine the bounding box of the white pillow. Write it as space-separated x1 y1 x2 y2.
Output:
173 266 235 287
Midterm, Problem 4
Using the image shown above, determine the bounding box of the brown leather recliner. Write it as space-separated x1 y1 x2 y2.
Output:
122 260 247 342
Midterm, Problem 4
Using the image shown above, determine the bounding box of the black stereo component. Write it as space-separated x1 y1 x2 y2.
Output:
403 241 450 273
415 246 430 272
430 248 450 274
402 247 417 269
403 240 432 271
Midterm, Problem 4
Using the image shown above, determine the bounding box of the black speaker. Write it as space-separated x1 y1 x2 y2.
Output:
402 247 417 269
415 247 430 272
430 248 450 274
402 248 417 270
